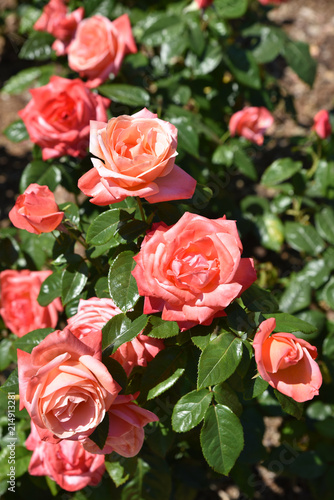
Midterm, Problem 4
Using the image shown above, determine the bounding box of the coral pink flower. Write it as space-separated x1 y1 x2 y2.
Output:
132 212 256 331
229 106 274 145
0 269 62 337
258 0 288 5
26 422 105 492
33 0 84 55
83 393 158 456
17 328 121 442
253 318 322 402
9 184 64 234
312 110 332 139
78 108 196 205
67 14 137 88
67 297 164 376
18 76 110 160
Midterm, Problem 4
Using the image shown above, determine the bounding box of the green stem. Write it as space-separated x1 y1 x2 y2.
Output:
219 130 231 145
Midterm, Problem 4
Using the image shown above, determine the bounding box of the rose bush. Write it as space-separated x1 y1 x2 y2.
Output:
67 14 137 88
26 422 105 492
132 212 257 330
195 0 214 8
17 328 121 442
9 183 64 234
82 393 159 456
229 107 274 145
0 269 62 337
253 318 322 402
33 0 84 55
18 76 110 160
78 108 197 204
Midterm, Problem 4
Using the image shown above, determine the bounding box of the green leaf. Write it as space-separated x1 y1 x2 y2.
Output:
88 412 109 450
213 382 243 416
38 271 62 306
200 404 244 475
296 259 329 289
241 284 279 313
224 47 261 89
279 277 312 314
108 251 139 312
140 347 187 400
117 219 149 242
243 369 269 401
19 31 55 60
102 313 148 356
2 65 55 94
83 0 115 18
283 40 317 86
98 84 150 107
101 357 127 392
141 15 183 46
61 259 88 305
315 206 334 245
18 5 41 34
167 115 199 157
0 368 19 394
105 459 130 487
0 339 16 371
3 120 29 143
86 209 122 245
285 222 325 256
15 328 54 353
234 149 257 181
245 25 287 64
262 312 317 335
261 158 302 186
172 388 213 433
197 333 243 389
320 277 334 310
20 161 62 192
215 0 248 18
212 144 234 166
146 315 179 339
274 390 304 419
95 276 110 299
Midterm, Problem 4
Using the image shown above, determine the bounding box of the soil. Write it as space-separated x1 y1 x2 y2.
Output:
0 1 334 498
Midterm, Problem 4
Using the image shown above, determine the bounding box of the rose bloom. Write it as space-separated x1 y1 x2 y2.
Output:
229 106 274 145
34 0 84 55
67 297 164 376
132 212 257 331
17 328 121 442
67 14 137 88
9 183 64 234
196 0 214 8
0 270 62 337
78 108 197 205
26 422 105 492
18 76 110 160
83 393 158 456
253 318 322 402
312 110 332 139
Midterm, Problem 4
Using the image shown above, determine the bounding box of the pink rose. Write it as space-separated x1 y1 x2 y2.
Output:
67 297 164 376
78 108 197 205
67 14 137 88
9 183 64 234
195 0 214 8
18 76 110 160
111 333 164 376
83 393 158 456
33 0 84 55
253 318 322 402
229 106 274 145
312 110 332 139
0 270 62 337
132 212 257 331
17 328 121 442
26 422 105 492
67 297 122 339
